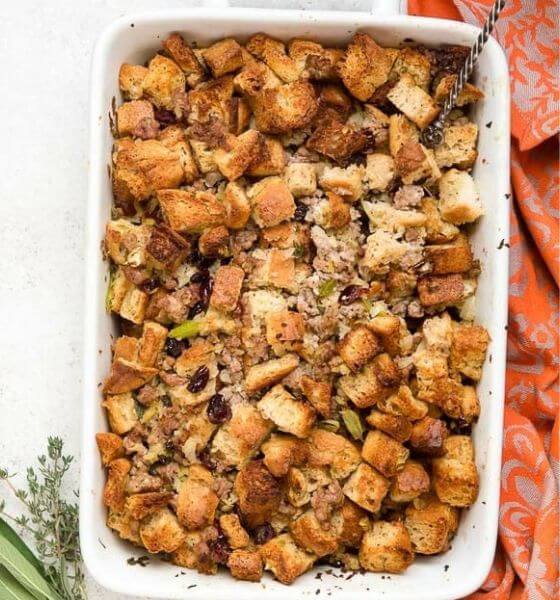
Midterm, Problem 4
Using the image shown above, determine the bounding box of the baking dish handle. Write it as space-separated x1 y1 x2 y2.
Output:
201 0 407 15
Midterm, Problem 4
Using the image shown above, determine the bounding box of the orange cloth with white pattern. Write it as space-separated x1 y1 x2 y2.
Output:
408 1 559 599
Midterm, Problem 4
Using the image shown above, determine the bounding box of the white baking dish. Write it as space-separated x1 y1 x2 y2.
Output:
81 2 510 598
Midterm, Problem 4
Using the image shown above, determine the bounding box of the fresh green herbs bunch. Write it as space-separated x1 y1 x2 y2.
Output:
0 437 86 599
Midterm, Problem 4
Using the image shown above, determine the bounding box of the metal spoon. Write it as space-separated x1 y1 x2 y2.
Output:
421 0 507 148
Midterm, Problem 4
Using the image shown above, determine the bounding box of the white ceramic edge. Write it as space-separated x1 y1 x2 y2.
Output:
81 8 510 600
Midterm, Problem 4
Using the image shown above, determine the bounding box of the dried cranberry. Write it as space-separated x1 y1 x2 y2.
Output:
139 277 159 293
188 301 205 319
198 448 215 471
339 285 367 305
165 439 175 452
148 455 171 476
165 338 184 358
253 523 275 545
190 269 209 284
161 394 173 407
359 212 370 236
188 366 210 393
294 202 307 222
188 249 214 269
207 394 232 424
220 256 232 265
209 532 231 564
154 108 176 125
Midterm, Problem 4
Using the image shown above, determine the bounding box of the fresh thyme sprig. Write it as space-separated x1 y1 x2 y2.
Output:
0 437 86 599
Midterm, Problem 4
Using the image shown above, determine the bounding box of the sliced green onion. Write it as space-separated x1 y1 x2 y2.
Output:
168 320 201 339
342 409 364 441
318 279 336 299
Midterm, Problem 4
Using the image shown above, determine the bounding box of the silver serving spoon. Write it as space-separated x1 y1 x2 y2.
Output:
421 0 507 148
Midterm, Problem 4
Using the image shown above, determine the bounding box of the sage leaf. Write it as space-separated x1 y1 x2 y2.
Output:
318 279 336 299
0 518 43 575
0 565 38 600
342 409 364 441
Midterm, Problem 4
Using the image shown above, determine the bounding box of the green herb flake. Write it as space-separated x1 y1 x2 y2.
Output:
318 279 336 299
293 244 305 259
104 268 115 313
341 409 364 441
318 419 340 433
168 320 201 340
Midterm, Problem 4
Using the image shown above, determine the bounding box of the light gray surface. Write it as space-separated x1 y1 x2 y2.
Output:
0 2 378 598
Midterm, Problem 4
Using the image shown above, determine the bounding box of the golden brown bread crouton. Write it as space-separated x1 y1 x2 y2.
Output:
425 380 480 423
450 323 489 381
261 434 308 477
103 458 131 511
174 338 214 376
417 273 465 308
339 500 369 548
425 234 473 275
432 435 479 507
177 465 219 530
104 356 158 394
102 392 138 435
138 321 167 367
245 353 300 393
108 274 149 325
290 510 341 557
367 314 404 357
365 153 396 192
307 428 361 480
434 123 478 169
251 81 318 134
389 114 420 157
105 219 151 267
288 39 343 80
249 176 296 228
96 432 125 466
246 33 300 82
265 310 305 355
202 38 243 77
387 74 440 129
319 164 364 202
234 54 281 97
260 533 316 584
198 225 230 258
434 75 484 106
377 385 429 421
140 508 187 553
125 491 174 520
211 402 274 468
162 33 205 87
300 375 333 418
229 96 252 135
322 191 351 229
409 416 449 456
395 141 441 184
142 55 186 110
315 84 354 125
220 514 250 549
359 521 414 573
339 33 395 101
438 169 483 224
361 430 409 478
189 139 217 173
284 162 317 198
422 197 460 244
404 495 459 554
210 265 245 313
338 325 382 372
214 130 264 180
252 248 296 291
187 76 235 128
146 224 190 269
391 48 432 90
258 384 316 439
119 64 148 100
246 136 286 177
172 531 216 574
109 337 137 363
285 466 311 508
107 509 141 545
223 182 251 229
307 118 367 163
390 460 430 503
227 549 263 582
342 463 390 513
235 460 281 528
116 100 157 138
157 189 225 233
365 410 412 443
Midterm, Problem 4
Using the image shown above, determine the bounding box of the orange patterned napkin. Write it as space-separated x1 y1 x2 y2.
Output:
408 2 559 599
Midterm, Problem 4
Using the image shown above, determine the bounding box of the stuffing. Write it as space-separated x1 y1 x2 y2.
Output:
424 234 473 274
101 393 138 435
395 141 441 184
125 491 174 520
342 463 390 513
157 189 225 233
389 114 419 157
365 410 412 443
364 153 396 192
361 430 410 478
389 460 430 503
376 385 429 421
119 63 148 100
262 434 308 477
409 416 449 456
417 273 466 308
359 521 414 573
176 465 219 530
202 38 243 77
307 118 367 163
214 130 264 180
107 510 141 545
360 230 411 276
387 74 440 129
162 33 205 87
246 33 301 82
307 429 361 480
210 265 245 312
198 225 230 258
422 197 460 244
258 384 316 438
363 201 426 234
246 136 286 177
434 75 484 106
391 48 432 90
284 162 317 198
146 224 190 270
116 100 157 138
220 514 250 549
249 176 296 228
438 169 483 224
265 309 305 354
251 249 296 291
434 123 479 169
450 323 490 381
227 549 264 582
300 375 333 418
404 495 459 554
187 76 234 128
223 181 251 229
139 508 187 553
367 314 408 357
319 164 364 202
338 325 382 372
95 432 125 466
108 272 149 324
233 57 281 97
260 533 316 584
105 219 151 267
189 139 217 174
320 191 351 229
290 510 341 557
288 39 344 80
245 354 300 393
339 500 369 548
102 458 131 510
235 459 282 527
142 55 186 110
103 357 157 395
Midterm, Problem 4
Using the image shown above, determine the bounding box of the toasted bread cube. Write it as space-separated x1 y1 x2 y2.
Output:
245 353 300 394
198 225 229 258
214 130 264 181
103 356 157 395
260 534 316 584
202 38 243 77
162 33 205 87
432 435 479 506
189 139 217 174
422 197 460 244
338 325 382 372
252 248 296 291
234 55 281 97
258 384 316 438
365 410 412 443
112 336 139 364
210 265 244 313
249 176 295 228
360 230 410 276
390 460 430 503
157 189 225 233
105 219 151 267
210 402 273 468
359 521 413 573
96 432 125 466
361 430 409 478
395 141 441 184
246 136 286 177
177 465 218 530
251 81 318 134
171 530 217 574
125 491 174 520
377 384 429 421
343 463 389 513
409 416 449 456
284 162 317 198
365 154 395 192
265 310 305 354
261 434 308 478
389 114 419 157
246 33 300 82
103 458 131 510
227 549 263 582
404 495 459 554
340 33 395 101
450 323 489 381
146 224 189 270
117 284 148 325
319 164 364 202
288 39 343 80
307 428 361 479
319 191 350 229
107 509 141 545
174 338 215 376
366 315 404 357
339 500 369 548
138 321 167 367
425 235 473 275
140 508 186 553
116 100 156 137
392 48 432 90
417 273 465 307
229 95 252 135
223 182 251 229
300 375 333 418
434 75 484 106
220 514 250 549
439 169 483 224
387 74 440 129
119 64 148 100
102 392 138 435
142 55 186 110
285 466 311 508
434 123 478 169
187 75 234 127
307 118 366 163
235 460 281 528
290 510 341 557
433 381 480 423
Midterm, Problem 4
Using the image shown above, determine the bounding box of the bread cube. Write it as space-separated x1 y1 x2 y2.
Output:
116 100 156 138
367 314 405 357
389 114 419 157
450 323 489 381
258 384 316 438
233 57 281 97
107 509 141 545
246 136 286 177
210 265 245 313
202 38 243 77
252 248 296 291
307 428 361 480
146 224 189 270
409 416 449 456
422 197 460 244
227 549 263 582
260 533 316 584
265 310 305 354
365 153 395 192
171 531 217 574
387 74 440 129
284 162 317 198
417 274 466 308
359 521 414 573
187 76 234 128
125 491 174 520
319 164 364 202
177 465 218 530
95 432 124 466
395 141 441 184
288 39 343 80
214 130 263 180
220 514 250 549
434 75 484 107
360 230 411 276
103 357 157 396
439 169 483 224
365 410 411 443
119 63 148 100
162 33 205 87
392 48 432 90
432 435 479 506
140 508 187 553
245 353 300 393
377 384 429 420
320 192 351 229
434 123 479 169
338 325 382 372
246 33 300 83
425 234 473 275
339 500 369 548
102 458 131 511
339 33 395 101
290 510 341 557
249 176 295 228
307 118 366 163
390 460 430 503
157 189 225 233
343 463 389 513
404 495 459 554
143 55 186 110
198 225 229 258
223 182 251 229
262 433 308 478
102 392 138 435
300 375 333 418
189 139 217 174
361 430 409 477
234 460 281 528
